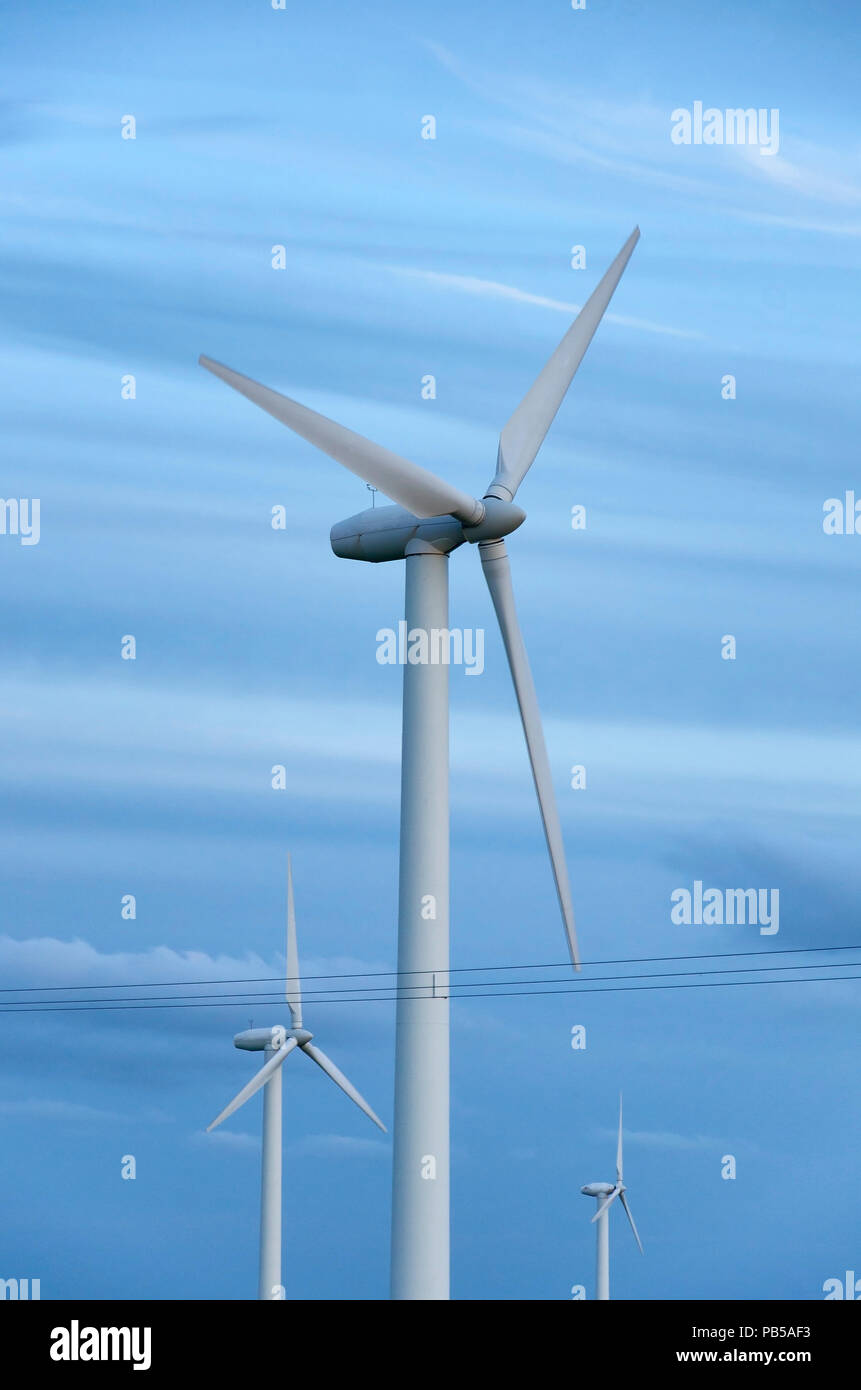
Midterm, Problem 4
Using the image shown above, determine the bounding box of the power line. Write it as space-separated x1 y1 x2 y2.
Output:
0 968 857 1016
0 955 858 1012
0 942 857 996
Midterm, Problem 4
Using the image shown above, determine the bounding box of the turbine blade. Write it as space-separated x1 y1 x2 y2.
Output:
592 1186 621 1222
479 538 579 968
300 1042 387 1133
199 356 483 525
206 1037 298 1132
286 852 302 1028
619 1191 644 1254
617 1092 624 1184
489 228 640 501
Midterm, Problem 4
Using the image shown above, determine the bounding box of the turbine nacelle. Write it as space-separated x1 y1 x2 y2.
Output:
330 497 526 564
234 1026 313 1051
581 1181 615 1198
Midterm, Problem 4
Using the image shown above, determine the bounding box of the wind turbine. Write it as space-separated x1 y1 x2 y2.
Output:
581 1094 643 1300
199 227 639 1299
207 854 386 1300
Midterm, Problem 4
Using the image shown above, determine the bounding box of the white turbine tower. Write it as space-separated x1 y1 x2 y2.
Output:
581 1094 643 1300
207 854 386 1300
199 227 639 1299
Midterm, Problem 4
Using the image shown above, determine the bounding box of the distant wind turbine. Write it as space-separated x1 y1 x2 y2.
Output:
200 227 639 1298
581 1094 644 1300
207 854 386 1299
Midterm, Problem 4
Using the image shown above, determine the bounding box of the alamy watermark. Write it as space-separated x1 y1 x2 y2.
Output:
823 493 861 534
1 498 40 545
1 1277 40 1299
50 1322 151 1371
376 623 485 675
671 102 779 156
671 880 779 935
823 1270 860 1300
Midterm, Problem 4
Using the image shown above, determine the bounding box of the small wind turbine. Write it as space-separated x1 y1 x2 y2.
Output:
200 228 639 1298
207 854 386 1300
581 1094 643 1300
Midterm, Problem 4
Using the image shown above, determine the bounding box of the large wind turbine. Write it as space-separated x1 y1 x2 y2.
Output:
581 1094 644 1300
200 227 639 1299
207 855 386 1300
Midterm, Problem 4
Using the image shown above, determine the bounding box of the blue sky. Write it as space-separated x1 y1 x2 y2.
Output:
1 0 859 1300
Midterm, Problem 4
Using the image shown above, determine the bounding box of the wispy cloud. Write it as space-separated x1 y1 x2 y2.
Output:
595 1126 722 1152
288 1132 389 1159
0 1098 129 1123
728 207 861 238
0 935 390 1000
195 1128 260 1152
3 675 861 819
425 40 861 226
733 136 861 206
382 264 701 340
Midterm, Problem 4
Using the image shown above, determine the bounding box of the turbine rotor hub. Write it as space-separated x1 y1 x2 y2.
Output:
462 497 526 544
